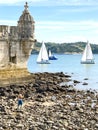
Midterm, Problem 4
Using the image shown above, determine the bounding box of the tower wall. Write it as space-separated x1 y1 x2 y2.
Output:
15 39 35 68
0 39 9 67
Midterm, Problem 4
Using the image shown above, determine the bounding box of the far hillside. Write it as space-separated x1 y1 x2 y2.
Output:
31 41 98 54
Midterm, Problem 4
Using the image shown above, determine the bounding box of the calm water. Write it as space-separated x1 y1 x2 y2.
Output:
27 54 98 91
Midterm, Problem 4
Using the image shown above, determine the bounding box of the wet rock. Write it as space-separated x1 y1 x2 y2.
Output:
0 72 98 129
84 78 88 80
82 82 88 85
73 80 80 83
0 105 5 112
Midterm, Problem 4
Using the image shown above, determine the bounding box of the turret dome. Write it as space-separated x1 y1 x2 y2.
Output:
17 2 35 40
19 2 34 22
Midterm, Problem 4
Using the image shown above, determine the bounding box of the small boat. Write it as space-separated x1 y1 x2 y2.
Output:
81 41 95 64
49 50 58 60
37 41 50 64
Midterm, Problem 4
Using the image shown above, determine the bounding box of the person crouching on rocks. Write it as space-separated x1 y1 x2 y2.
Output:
17 93 23 110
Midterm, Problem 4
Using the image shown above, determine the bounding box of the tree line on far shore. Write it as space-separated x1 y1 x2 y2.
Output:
31 41 98 54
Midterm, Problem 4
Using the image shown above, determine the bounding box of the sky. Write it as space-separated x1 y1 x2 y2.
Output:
0 0 98 44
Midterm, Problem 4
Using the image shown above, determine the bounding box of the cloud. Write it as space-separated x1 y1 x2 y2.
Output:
35 20 98 44
59 6 98 13
0 20 17 25
0 0 22 4
55 0 98 6
58 0 98 6
36 20 98 32
0 0 98 6
0 0 47 5
0 19 98 44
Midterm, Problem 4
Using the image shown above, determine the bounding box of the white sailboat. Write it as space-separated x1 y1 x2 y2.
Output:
49 50 52 57
37 41 50 64
81 41 95 64
49 50 58 60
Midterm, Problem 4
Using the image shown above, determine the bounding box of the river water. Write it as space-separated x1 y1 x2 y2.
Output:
27 54 98 91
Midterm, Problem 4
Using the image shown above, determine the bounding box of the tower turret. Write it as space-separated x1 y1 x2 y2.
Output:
0 2 36 69
18 2 35 40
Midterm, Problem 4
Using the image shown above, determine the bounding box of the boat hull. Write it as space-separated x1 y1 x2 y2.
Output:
49 57 57 60
81 60 95 64
37 60 50 64
49 56 58 60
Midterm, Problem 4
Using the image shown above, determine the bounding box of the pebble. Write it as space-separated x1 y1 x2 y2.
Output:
0 72 98 129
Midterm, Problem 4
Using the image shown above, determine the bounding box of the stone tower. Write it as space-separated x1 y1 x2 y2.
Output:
18 2 35 40
0 2 36 69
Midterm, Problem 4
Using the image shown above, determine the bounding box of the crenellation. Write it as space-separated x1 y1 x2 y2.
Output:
9 26 18 39
0 25 9 39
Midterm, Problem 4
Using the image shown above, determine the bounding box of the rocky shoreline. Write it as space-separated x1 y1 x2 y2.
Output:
0 72 98 130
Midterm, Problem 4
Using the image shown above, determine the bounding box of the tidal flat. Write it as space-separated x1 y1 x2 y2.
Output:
0 72 98 130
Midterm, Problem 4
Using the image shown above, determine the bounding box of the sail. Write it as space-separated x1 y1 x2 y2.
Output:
86 42 94 60
81 43 88 62
37 41 49 63
81 41 94 64
49 50 52 57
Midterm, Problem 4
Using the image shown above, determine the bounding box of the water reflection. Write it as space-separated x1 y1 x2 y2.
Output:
82 64 93 68
38 64 48 72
